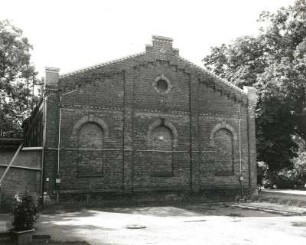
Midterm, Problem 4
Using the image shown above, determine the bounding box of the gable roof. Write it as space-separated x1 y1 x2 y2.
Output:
59 36 247 101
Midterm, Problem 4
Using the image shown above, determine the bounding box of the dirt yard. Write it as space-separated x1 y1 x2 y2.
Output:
33 203 306 245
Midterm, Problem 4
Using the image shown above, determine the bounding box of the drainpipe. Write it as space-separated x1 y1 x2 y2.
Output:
41 87 48 207
57 89 78 174
238 103 243 198
45 67 60 202
57 103 62 177
239 104 242 173
56 88 78 202
56 101 62 204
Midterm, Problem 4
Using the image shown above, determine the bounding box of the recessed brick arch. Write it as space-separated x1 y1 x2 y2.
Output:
147 118 178 177
209 121 238 147
209 121 238 175
147 118 178 148
72 115 109 141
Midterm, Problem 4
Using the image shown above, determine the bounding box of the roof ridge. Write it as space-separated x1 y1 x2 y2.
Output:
60 52 146 78
177 56 246 95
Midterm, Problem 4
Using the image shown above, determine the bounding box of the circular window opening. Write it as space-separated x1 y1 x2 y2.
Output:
156 79 168 92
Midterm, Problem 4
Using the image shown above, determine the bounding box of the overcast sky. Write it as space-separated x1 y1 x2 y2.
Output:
0 0 297 77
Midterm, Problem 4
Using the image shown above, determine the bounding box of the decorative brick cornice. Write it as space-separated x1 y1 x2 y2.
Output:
61 104 122 112
60 52 145 78
60 71 124 94
178 57 245 94
134 108 190 116
199 113 247 119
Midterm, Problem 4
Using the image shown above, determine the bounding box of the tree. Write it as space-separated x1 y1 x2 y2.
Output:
203 0 306 172
0 20 38 137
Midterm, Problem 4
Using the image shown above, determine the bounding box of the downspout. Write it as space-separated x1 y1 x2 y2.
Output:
238 103 244 198
246 94 253 189
57 89 78 191
239 104 242 173
41 89 48 207
122 70 126 191
56 97 62 203
44 67 60 203
57 100 62 177
188 73 193 191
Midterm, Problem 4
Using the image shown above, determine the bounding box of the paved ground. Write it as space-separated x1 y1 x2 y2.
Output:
263 189 306 195
29 203 306 245
260 189 306 200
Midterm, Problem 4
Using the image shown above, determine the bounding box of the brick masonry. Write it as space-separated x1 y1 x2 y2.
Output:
24 36 257 204
0 147 42 210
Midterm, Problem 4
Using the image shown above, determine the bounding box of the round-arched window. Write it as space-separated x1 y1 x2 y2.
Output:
152 126 172 150
150 125 173 176
78 122 103 177
214 128 234 174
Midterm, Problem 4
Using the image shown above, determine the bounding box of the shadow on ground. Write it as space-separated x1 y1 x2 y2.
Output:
33 203 303 245
88 203 279 217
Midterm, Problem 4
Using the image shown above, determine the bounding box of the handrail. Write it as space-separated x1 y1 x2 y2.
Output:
0 143 23 187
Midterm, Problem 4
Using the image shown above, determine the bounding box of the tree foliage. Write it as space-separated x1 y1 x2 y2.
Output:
203 0 306 172
0 20 38 137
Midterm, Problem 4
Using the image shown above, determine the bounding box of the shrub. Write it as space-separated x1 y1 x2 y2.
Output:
12 193 38 231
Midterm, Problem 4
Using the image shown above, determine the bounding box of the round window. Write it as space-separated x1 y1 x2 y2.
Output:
153 75 171 94
156 79 168 92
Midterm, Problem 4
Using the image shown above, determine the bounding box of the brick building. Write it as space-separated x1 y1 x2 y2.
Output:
24 36 257 204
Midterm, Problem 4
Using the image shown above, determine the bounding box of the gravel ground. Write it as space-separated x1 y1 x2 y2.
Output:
32 203 306 245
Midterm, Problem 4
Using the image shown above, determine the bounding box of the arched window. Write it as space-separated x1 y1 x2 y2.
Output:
214 128 234 174
78 122 103 177
78 123 103 148
150 126 173 176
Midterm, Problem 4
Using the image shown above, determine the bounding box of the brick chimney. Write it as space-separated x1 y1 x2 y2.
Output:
45 67 60 88
146 35 179 55
152 35 173 49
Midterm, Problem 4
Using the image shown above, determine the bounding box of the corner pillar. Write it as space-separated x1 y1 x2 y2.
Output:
243 86 257 194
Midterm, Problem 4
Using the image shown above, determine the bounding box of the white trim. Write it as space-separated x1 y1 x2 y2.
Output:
22 147 43 151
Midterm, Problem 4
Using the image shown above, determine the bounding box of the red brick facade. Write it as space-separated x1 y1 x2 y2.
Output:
26 36 257 203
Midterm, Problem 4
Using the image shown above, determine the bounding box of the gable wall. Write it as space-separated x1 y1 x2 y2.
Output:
41 43 255 203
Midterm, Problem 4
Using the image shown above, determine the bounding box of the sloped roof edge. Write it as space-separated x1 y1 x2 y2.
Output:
59 49 246 96
60 52 146 78
177 56 246 95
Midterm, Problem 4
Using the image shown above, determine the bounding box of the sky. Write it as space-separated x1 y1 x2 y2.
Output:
0 0 297 77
